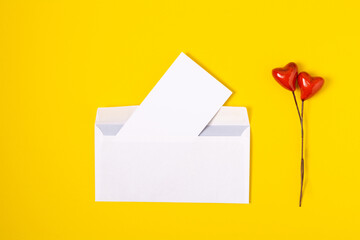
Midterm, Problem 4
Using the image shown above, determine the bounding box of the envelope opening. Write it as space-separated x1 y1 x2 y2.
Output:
96 123 249 136
95 106 249 137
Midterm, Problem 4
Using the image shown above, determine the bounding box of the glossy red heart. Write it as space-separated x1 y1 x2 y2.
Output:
298 72 324 100
272 62 298 91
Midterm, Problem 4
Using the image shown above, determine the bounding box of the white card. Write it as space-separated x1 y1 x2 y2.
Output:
118 53 232 136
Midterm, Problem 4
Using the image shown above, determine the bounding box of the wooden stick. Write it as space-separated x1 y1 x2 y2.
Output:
299 100 305 207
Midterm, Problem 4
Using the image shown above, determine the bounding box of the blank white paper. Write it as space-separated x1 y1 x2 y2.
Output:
118 53 232 137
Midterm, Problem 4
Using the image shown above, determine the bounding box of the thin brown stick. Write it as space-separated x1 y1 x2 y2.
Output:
292 91 302 122
299 100 305 207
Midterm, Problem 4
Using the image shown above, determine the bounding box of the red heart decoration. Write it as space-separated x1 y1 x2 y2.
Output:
298 72 324 100
272 62 298 91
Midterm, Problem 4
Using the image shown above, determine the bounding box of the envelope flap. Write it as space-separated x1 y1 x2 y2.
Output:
96 106 137 124
208 106 249 126
95 106 249 136
96 106 249 125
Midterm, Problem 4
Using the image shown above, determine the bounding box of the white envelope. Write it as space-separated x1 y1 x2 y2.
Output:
95 106 250 203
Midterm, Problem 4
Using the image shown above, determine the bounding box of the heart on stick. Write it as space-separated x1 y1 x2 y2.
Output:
298 72 324 100
272 62 298 91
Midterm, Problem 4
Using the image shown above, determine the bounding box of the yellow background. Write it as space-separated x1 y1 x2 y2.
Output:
1 0 360 239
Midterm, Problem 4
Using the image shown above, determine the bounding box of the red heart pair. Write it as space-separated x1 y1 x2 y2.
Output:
272 62 324 100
